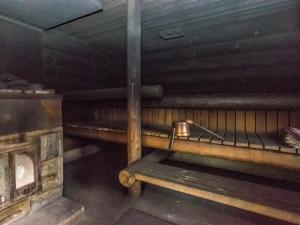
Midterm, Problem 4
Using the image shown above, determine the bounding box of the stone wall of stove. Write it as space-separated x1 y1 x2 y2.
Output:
0 129 63 224
32 131 64 211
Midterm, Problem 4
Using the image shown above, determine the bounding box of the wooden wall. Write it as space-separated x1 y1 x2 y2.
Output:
57 0 300 95
41 30 113 92
0 16 112 92
1 1 299 95
0 17 43 81
77 106 300 135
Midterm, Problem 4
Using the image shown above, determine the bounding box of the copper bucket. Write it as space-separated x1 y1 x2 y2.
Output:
168 120 224 150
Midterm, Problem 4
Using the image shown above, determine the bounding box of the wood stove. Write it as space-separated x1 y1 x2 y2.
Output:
0 90 62 224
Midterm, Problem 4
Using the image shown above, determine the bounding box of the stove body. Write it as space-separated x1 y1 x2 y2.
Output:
0 92 62 224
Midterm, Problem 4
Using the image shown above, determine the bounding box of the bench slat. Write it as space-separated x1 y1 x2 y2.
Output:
259 135 280 151
223 132 235 146
247 133 264 149
211 132 225 145
64 123 300 170
235 133 249 148
199 132 213 143
189 129 204 141
130 161 300 225
188 135 199 141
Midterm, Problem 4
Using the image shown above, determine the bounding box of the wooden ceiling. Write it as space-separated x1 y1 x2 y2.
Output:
56 0 300 94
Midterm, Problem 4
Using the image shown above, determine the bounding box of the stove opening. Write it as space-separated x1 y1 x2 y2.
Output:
11 143 40 201
15 153 35 189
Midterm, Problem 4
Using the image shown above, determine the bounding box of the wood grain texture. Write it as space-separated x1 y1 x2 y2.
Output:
193 110 202 128
291 111 300 128
226 110 236 133
172 152 300 184
246 110 256 133
256 110 266 134
131 162 300 225
64 124 300 170
51 0 300 94
119 150 300 224
178 109 186 121
247 133 263 149
158 108 166 127
235 133 248 148
223 132 235 146
91 107 300 137
147 108 154 124
199 132 213 143
186 110 194 121
211 131 225 145
217 110 226 132
266 111 278 134
201 109 209 127
278 111 290 135
165 109 172 127
258 135 280 151
208 110 218 131
127 0 142 197
141 108 147 124
171 109 179 123
152 108 160 126
5 0 299 94
236 110 246 133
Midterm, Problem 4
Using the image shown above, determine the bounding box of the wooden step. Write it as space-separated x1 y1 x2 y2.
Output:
120 152 300 225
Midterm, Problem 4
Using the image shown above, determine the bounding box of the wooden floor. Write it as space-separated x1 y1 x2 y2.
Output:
114 209 176 225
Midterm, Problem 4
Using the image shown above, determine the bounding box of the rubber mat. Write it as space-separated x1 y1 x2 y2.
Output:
114 208 177 225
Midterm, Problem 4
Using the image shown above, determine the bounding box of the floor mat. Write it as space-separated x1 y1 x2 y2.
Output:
114 208 176 225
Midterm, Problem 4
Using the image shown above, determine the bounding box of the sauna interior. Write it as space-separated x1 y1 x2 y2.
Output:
0 0 300 225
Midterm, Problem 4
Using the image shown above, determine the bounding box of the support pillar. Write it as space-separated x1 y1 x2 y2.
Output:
127 0 142 197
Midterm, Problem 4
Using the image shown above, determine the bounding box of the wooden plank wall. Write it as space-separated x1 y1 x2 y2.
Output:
0 17 43 80
42 30 113 92
95 107 300 135
0 16 113 93
56 0 300 95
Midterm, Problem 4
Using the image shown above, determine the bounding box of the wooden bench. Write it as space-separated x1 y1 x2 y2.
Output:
64 120 300 171
64 96 300 223
64 95 300 170
119 150 300 225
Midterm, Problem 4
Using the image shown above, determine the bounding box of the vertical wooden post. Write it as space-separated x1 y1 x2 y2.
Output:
127 0 142 197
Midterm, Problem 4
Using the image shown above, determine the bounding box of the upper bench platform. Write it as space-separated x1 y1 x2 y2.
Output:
64 121 300 171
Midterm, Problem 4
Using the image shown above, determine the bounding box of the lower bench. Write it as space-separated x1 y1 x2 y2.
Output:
119 151 300 225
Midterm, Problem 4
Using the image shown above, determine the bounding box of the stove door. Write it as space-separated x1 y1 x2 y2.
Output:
15 154 35 189
11 144 40 201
